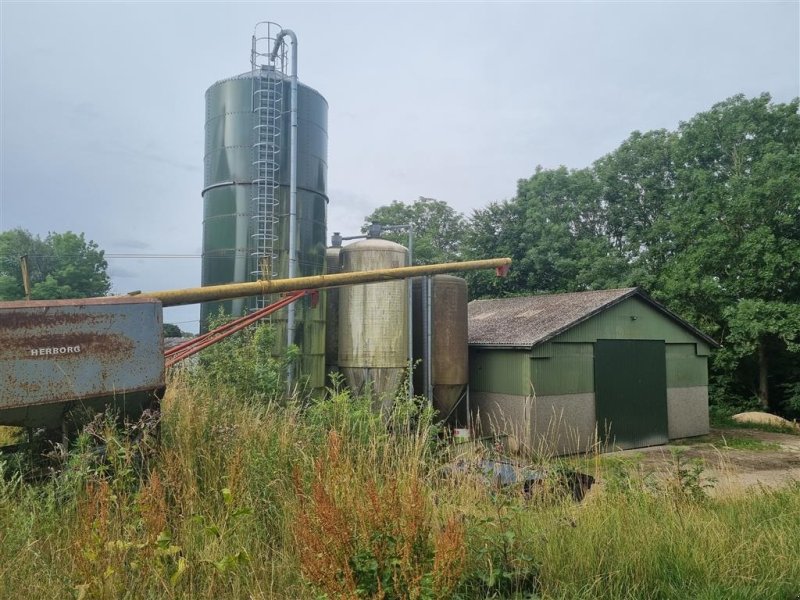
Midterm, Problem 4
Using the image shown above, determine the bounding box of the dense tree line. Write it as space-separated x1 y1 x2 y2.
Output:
364 94 800 417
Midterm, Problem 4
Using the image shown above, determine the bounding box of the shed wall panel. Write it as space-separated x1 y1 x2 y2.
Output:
666 344 708 388
530 393 596 455
472 391 596 455
554 297 702 345
471 391 532 450
529 343 594 396
667 386 710 438
469 349 530 395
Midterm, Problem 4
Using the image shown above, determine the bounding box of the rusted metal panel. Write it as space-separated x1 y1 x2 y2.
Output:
0 297 164 422
413 275 468 419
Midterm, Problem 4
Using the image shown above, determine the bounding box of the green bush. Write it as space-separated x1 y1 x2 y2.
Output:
193 312 299 402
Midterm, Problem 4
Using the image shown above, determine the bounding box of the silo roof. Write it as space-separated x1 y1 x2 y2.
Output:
468 288 718 348
206 70 328 106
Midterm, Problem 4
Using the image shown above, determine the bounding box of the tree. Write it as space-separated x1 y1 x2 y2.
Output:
651 94 800 411
593 129 677 288
463 199 525 298
362 197 467 264
163 323 184 337
0 229 111 300
463 166 628 298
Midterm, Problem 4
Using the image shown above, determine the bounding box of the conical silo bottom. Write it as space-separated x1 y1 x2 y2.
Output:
433 384 468 426
342 367 405 415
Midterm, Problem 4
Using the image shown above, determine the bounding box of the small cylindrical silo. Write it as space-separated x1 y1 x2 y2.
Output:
338 239 409 412
413 275 469 424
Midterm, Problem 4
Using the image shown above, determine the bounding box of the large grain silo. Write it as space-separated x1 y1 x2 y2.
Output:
338 238 409 412
200 23 328 389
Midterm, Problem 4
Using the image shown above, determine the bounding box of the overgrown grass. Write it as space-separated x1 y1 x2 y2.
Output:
671 432 782 451
1 327 799 598
0 425 22 446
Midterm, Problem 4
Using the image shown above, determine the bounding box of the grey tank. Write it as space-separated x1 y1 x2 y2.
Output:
338 239 409 412
413 275 469 423
200 70 328 389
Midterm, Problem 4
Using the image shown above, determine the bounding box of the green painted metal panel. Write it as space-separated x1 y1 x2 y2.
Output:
200 73 328 389
469 348 530 395
528 341 706 396
554 297 703 345
473 297 710 402
529 342 594 396
666 344 708 388
595 339 668 449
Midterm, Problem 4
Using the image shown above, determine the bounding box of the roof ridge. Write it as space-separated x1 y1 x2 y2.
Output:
467 287 717 348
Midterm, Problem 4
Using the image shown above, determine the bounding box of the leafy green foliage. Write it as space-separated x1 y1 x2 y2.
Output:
464 492 539 597
0 228 111 300
362 197 467 264
466 166 628 298
162 323 185 338
194 312 298 401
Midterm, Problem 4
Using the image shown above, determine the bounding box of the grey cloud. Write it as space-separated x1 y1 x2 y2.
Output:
112 239 151 250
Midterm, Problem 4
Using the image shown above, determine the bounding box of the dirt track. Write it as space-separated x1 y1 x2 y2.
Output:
612 428 800 496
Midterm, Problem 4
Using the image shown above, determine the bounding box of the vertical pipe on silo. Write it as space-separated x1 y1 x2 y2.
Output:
272 29 299 391
407 229 414 400
425 275 433 403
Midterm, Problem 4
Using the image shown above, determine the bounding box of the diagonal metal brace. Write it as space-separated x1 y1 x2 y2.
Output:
165 290 307 368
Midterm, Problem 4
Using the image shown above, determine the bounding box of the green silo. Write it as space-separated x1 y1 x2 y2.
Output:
201 65 328 389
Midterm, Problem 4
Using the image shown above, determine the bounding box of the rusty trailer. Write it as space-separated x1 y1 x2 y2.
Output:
0 296 164 429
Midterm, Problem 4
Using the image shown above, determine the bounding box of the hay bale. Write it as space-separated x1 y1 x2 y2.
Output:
731 411 800 431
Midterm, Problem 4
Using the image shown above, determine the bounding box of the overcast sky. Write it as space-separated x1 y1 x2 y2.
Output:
1 1 798 331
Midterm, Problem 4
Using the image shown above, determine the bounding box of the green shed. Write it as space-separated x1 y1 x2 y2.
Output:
468 288 718 454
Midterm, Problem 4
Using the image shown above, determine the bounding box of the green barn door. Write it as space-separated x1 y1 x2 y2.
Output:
594 339 668 450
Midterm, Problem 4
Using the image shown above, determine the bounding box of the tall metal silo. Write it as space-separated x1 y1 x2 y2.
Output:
338 239 409 412
413 275 469 424
200 23 328 389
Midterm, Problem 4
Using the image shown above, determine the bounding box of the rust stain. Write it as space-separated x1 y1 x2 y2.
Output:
12 380 42 394
0 384 164 413
0 310 113 331
0 299 164 422
0 333 136 361
0 296 159 309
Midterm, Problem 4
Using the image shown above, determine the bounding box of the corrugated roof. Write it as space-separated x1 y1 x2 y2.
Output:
468 288 718 348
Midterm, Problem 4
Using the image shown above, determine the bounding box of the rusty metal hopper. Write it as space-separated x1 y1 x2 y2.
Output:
0 297 164 428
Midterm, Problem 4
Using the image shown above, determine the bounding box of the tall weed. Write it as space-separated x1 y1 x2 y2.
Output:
0 326 798 598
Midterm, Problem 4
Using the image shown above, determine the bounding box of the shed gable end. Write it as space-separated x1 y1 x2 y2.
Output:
549 296 710 353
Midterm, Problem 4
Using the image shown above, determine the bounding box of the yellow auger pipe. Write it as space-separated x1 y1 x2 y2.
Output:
138 257 511 308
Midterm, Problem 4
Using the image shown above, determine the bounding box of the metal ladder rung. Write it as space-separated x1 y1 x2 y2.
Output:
251 40 285 305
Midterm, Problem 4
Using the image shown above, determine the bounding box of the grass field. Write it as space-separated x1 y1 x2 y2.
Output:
1 374 799 599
